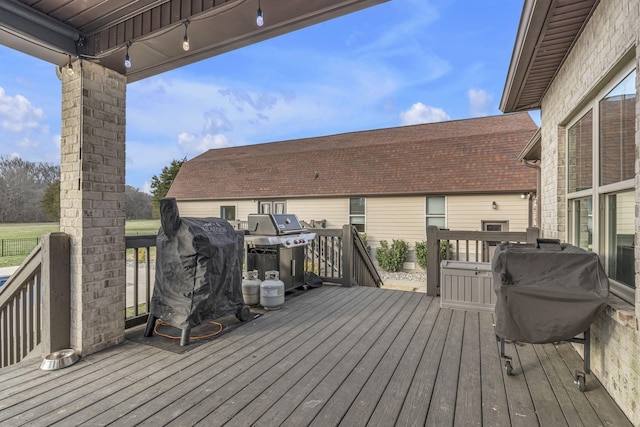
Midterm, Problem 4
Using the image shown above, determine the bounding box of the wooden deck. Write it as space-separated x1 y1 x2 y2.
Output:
0 286 632 426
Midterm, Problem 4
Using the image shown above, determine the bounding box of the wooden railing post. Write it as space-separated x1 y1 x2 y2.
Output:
342 225 353 287
526 227 540 243
426 225 440 296
42 232 71 355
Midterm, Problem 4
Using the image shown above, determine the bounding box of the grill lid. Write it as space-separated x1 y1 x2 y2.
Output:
248 213 304 235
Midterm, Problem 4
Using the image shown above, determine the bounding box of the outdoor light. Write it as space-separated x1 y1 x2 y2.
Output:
256 0 264 26
182 20 190 51
124 42 132 69
492 201 498 210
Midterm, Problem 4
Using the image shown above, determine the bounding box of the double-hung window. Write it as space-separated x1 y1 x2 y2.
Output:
349 197 366 232
567 65 636 302
426 196 446 229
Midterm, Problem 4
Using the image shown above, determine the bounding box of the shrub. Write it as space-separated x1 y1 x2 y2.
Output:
415 240 453 270
415 241 427 269
375 239 409 272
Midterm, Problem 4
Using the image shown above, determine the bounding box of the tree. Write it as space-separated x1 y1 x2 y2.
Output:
125 185 153 219
150 157 186 218
40 179 61 221
0 157 59 223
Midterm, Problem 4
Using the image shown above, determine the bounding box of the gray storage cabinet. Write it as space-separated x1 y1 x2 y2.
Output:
440 260 494 312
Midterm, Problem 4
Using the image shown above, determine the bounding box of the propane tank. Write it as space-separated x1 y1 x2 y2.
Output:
242 270 261 306
260 270 285 310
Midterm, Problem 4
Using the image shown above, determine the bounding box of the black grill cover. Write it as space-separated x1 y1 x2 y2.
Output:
492 242 609 344
149 198 244 330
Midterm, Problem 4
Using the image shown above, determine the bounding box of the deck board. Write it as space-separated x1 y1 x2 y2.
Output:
0 285 632 427
363 296 440 427
479 311 511 427
454 311 482 426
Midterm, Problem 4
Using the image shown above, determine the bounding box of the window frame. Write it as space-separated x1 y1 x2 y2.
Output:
566 62 636 303
425 195 446 229
220 205 236 221
349 197 366 232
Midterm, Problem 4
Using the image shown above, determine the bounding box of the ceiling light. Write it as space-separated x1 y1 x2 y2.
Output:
124 41 132 69
256 0 264 26
182 20 190 51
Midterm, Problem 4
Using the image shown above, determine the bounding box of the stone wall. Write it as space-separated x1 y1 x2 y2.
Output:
59 60 127 355
539 0 639 423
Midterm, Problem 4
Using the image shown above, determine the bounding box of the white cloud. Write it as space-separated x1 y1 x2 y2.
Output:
177 132 230 155
468 88 493 117
141 181 152 195
0 86 46 133
400 102 450 125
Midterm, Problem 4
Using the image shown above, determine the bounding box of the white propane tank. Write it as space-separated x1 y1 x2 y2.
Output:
260 270 285 310
242 270 261 306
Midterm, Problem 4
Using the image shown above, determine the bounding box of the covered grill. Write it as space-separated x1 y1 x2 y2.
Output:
491 239 609 389
245 213 316 291
144 198 249 346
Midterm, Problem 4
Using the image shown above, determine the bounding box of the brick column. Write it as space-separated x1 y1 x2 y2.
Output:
59 60 126 355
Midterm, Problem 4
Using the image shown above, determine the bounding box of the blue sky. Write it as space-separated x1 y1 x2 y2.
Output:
0 0 532 192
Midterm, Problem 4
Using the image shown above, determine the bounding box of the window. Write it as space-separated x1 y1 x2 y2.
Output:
426 196 446 228
349 197 365 232
567 66 636 301
258 201 285 214
220 206 235 221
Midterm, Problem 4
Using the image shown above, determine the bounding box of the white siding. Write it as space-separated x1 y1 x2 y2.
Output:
447 194 530 231
286 198 348 229
366 197 425 248
176 200 255 219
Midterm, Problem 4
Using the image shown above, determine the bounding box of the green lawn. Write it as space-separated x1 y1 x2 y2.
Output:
0 219 160 268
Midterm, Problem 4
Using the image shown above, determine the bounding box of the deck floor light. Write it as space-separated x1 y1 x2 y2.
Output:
124 41 132 69
182 20 190 51
256 0 264 26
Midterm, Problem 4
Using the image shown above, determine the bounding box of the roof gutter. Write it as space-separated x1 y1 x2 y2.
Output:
500 0 551 113
0 0 84 56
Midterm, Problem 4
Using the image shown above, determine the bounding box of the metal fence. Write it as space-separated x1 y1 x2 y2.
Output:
1 238 41 257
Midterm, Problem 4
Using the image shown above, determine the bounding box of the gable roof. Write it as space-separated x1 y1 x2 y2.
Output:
168 112 538 201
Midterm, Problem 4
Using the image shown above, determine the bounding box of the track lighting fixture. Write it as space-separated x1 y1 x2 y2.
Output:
256 0 264 26
182 20 190 51
124 41 132 69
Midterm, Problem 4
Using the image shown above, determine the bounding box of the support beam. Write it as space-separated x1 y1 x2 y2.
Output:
58 59 127 356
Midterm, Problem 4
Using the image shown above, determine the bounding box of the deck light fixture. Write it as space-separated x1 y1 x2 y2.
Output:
182 20 190 51
124 41 132 69
256 0 264 26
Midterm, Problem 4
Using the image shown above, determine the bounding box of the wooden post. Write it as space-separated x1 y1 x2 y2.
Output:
426 225 440 296
342 225 353 287
41 232 71 355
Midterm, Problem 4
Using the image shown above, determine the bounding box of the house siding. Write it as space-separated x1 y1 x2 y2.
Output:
285 198 348 229
177 200 256 220
447 194 530 231
365 197 425 248
538 0 640 423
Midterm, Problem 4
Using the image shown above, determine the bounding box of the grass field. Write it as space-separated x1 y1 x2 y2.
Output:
0 219 160 268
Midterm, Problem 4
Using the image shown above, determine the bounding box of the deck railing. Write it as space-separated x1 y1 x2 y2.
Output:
425 225 539 296
125 235 156 329
123 224 382 328
305 225 382 287
0 233 70 368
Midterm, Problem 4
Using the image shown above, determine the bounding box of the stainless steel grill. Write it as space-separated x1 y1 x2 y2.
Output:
245 213 316 291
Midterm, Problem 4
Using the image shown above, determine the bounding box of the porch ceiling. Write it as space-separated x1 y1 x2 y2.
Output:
0 0 388 83
500 0 600 113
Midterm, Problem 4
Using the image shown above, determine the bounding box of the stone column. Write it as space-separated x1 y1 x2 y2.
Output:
58 59 126 356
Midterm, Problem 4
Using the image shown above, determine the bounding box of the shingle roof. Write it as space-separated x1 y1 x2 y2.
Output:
168 112 538 200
